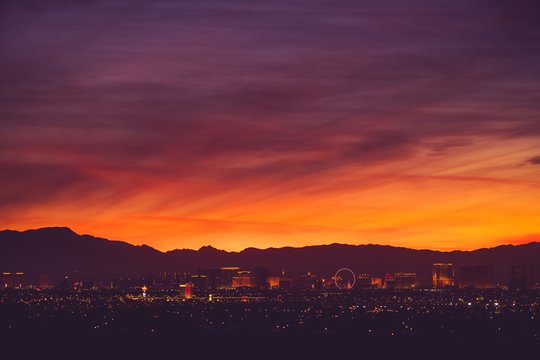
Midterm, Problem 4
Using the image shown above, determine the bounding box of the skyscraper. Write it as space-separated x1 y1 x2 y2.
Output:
179 283 193 299
190 274 209 290
356 274 371 288
459 265 495 289
254 267 270 288
219 267 240 289
383 273 396 289
432 263 454 288
37 272 50 289
232 271 255 288
265 276 280 289
510 264 534 290
394 272 416 289
2 272 25 288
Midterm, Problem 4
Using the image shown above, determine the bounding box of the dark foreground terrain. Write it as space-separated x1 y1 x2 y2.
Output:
2 288 539 358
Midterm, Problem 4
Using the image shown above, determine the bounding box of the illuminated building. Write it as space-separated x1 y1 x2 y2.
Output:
394 272 416 289
190 274 208 290
2 272 25 288
37 272 50 289
266 276 280 289
154 271 180 289
112 277 144 290
383 274 395 289
219 267 240 289
510 264 534 290
459 265 495 289
232 271 255 288
72 280 94 290
371 277 382 289
292 272 318 290
357 274 371 288
254 267 270 288
432 263 454 288
142 285 148 299
179 283 193 299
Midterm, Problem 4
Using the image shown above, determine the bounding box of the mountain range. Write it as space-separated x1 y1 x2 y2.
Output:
1 227 539 284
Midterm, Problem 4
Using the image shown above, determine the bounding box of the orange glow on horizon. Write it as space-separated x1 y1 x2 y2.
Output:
2 137 540 252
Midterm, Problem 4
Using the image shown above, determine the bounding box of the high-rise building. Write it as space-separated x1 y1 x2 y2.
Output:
219 267 240 289
356 274 371 288
266 276 280 289
112 277 144 290
432 263 454 288
459 265 495 289
179 283 193 299
254 267 270 288
371 277 382 289
37 272 50 289
383 274 396 289
190 274 208 290
232 271 255 288
292 272 318 290
2 272 25 288
394 272 416 289
510 264 534 290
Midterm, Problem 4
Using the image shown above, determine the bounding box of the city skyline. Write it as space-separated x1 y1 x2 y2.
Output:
2 227 538 286
1 232 535 292
2 1 540 252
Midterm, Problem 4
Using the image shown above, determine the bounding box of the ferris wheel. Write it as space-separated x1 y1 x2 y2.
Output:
333 268 356 289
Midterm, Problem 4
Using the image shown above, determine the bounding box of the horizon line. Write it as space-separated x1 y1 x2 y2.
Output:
2 226 539 254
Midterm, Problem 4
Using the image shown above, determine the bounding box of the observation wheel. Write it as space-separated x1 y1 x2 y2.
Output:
333 268 356 289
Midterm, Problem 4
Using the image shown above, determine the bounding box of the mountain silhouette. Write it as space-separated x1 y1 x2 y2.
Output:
1 227 539 284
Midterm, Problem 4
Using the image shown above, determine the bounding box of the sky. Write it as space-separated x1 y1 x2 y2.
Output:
1 0 540 252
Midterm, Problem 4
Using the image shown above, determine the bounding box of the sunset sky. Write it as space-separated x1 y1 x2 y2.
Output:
1 0 540 251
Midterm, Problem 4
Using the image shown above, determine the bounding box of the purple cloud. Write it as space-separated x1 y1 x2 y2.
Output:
1 0 540 210
529 156 540 165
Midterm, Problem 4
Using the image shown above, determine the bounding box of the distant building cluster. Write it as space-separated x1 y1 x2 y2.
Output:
431 263 535 290
1 263 536 294
188 267 323 292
